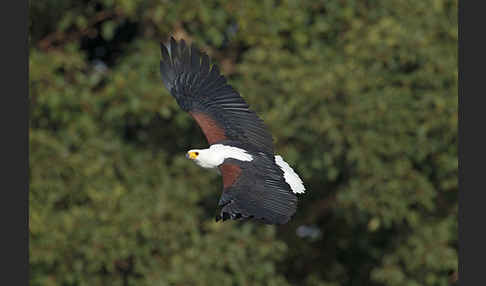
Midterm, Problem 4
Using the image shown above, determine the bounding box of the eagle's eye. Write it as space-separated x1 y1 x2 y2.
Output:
187 151 199 160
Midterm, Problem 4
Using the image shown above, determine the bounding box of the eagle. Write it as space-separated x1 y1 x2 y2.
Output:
159 37 305 224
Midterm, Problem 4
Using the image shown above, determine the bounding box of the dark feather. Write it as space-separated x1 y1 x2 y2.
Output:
159 37 274 155
216 150 298 225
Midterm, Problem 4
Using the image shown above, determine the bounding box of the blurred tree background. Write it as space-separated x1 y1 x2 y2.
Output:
29 0 458 285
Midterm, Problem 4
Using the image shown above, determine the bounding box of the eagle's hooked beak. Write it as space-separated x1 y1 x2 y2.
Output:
186 151 198 160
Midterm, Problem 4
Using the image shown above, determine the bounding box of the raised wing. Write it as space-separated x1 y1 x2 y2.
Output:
159 37 274 155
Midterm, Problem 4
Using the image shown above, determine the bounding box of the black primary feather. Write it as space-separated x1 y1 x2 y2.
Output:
159 37 274 155
216 151 298 225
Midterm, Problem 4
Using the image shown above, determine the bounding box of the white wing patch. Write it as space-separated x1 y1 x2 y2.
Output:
275 155 306 194
210 144 253 163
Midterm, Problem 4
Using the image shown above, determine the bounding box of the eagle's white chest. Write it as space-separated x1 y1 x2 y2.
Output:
194 159 219 169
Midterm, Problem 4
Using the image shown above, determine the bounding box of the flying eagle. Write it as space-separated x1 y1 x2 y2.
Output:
159 37 305 224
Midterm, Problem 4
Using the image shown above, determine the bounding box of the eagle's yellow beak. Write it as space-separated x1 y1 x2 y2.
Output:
187 151 198 160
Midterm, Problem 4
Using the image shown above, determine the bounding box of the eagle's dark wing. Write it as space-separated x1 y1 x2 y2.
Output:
216 154 298 224
159 37 274 155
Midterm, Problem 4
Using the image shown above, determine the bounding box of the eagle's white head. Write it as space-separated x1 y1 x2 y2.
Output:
186 145 254 169
186 148 219 169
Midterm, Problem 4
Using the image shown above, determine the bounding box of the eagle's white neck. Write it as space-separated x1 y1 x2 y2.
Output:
189 144 253 169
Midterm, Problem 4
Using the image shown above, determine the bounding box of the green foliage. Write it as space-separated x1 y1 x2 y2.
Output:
30 0 457 285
